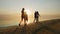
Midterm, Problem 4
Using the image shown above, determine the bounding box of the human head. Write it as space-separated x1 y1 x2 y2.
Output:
22 8 25 10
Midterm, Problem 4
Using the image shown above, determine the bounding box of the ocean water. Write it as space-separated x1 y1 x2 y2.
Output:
0 15 60 27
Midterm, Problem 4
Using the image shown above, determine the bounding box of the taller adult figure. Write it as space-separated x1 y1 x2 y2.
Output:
19 8 28 26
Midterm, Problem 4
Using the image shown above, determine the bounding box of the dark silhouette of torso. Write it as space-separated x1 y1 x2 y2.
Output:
34 11 40 22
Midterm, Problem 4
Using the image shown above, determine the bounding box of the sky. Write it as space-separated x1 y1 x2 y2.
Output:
0 0 60 27
0 0 60 15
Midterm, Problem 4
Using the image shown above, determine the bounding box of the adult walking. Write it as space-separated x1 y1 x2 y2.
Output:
19 8 28 26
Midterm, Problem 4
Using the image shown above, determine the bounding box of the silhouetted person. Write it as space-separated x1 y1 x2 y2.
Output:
19 8 28 26
34 11 40 22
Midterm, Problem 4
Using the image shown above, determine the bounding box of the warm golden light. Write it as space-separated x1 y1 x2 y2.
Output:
27 20 31 24
20 20 33 25
25 9 31 15
25 9 32 24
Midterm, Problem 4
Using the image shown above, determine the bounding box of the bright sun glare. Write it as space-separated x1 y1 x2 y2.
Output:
25 9 32 24
25 9 31 15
